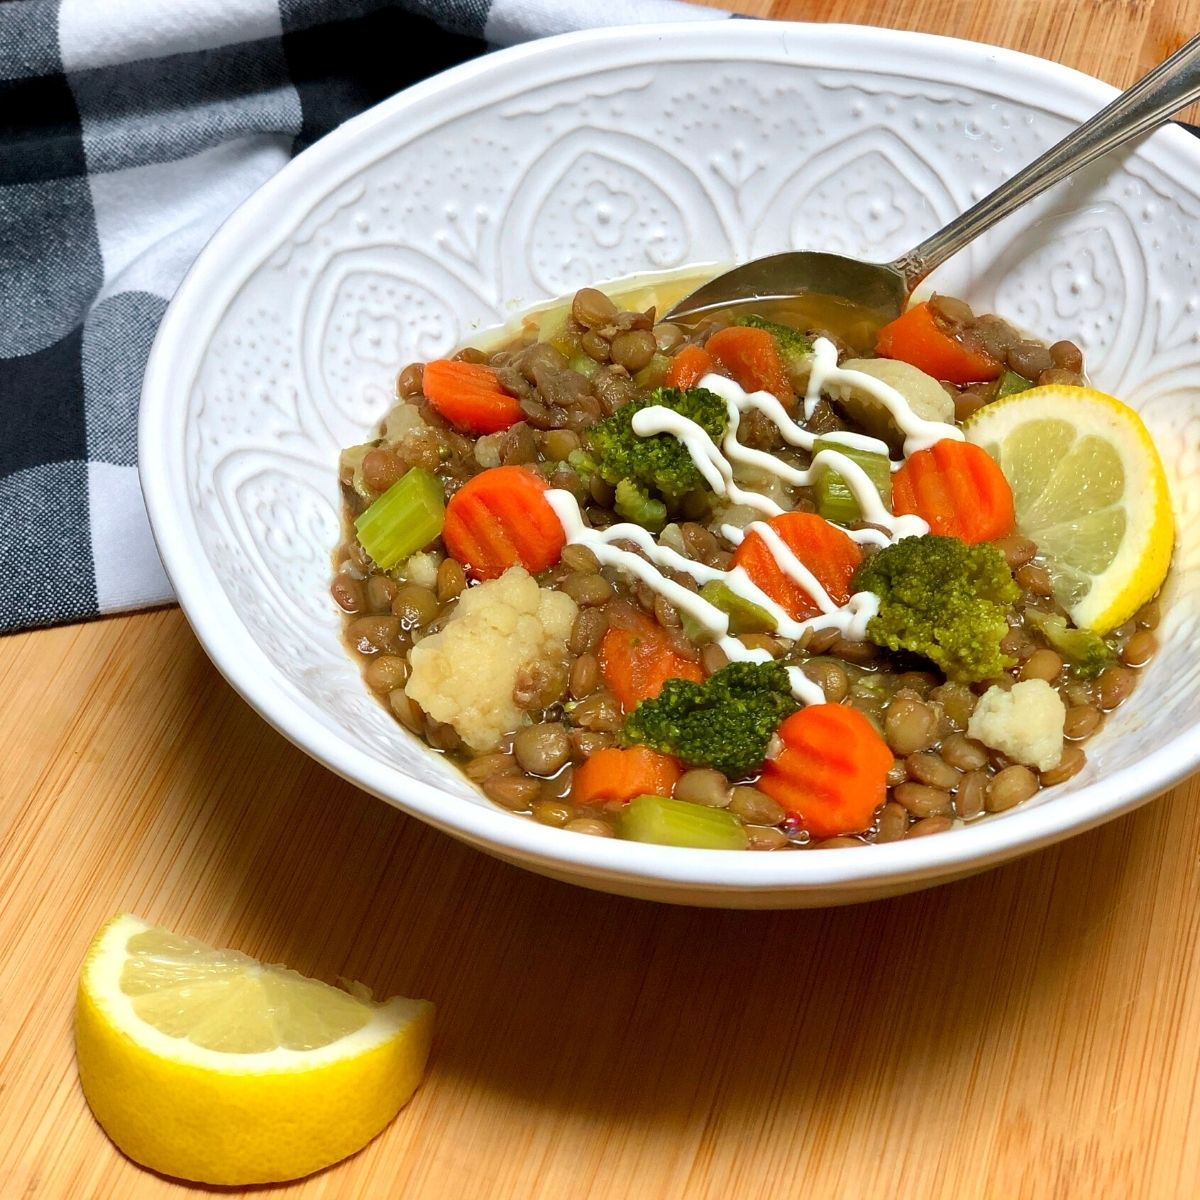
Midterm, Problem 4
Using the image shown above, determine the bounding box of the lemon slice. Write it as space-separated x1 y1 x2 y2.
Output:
75 914 434 1186
963 384 1173 632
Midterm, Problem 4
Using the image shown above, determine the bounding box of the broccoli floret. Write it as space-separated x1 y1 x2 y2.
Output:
734 314 813 375
1024 608 1115 679
852 535 1020 683
586 386 728 507
622 660 798 779
614 478 667 532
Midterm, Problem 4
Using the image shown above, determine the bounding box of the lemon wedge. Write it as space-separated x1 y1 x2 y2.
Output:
963 384 1173 632
75 914 434 1186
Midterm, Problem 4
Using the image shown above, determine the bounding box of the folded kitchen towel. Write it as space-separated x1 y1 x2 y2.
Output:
0 0 725 633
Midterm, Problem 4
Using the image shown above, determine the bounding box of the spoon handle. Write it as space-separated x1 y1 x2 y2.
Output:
892 34 1200 289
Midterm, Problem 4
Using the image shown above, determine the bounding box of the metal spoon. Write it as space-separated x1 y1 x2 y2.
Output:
665 35 1200 326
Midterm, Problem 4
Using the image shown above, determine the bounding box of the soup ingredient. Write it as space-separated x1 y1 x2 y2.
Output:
598 610 705 710
665 344 715 389
405 565 576 752
812 435 892 525
421 358 523 433
734 314 814 383
619 793 749 850
891 440 1015 543
571 746 682 806
853 535 1019 682
967 679 1067 771
705 325 793 403
875 300 1002 384
962 384 1174 632
75 914 433 1186
995 369 1034 398
729 512 863 621
614 477 667 531
696 579 776 635
756 704 893 838
1023 608 1115 679
824 357 954 450
622 660 799 779
354 468 445 571
580 385 729 505
442 465 566 581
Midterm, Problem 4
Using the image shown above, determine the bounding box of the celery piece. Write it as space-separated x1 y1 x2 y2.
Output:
813 435 892 525
619 794 749 850
568 353 600 379
633 353 670 390
353 467 445 571
699 580 775 634
996 369 1034 399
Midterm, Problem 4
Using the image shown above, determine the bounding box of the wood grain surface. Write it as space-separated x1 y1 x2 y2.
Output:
4 3 1200 1197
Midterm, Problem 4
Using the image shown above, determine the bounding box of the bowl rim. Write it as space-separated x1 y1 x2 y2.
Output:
140 18 1200 894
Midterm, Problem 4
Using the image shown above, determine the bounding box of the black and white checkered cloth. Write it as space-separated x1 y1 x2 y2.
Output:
0 0 725 634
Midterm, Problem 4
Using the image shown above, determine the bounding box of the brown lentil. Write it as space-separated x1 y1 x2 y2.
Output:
610 329 657 372
676 769 732 808
391 584 439 630
481 771 541 809
747 826 788 850
802 658 850 703
885 696 938 755
955 770 988 820
875 802 910 842
701 643 730 676
1063 704 1102 740
388 688 425 733
571 288 618 328
1041 745 1086 787
1135 599 1161 629
940 733 989 772
907 816 955 838
513 722 571 776
397 362 424 397
347 614 404 656
1096 665 1137 710
569 653 599 700
1049 340 1084 372
1120 630 1156 667
992 535 1038 570
570 693 623 732
1020 648 1064 683
986 765 1040 812
562 572 613 607
569 607 608 655
728 786 785 825
435 558 466 603
531 799 574 827
563 816 615 837
331 574 365 614
364 654 409 693
894 782 954 819
361 446 404 493
907 752 962 790
1014 563 1054 596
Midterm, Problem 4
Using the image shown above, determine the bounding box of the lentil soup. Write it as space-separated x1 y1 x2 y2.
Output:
331 282 1171 851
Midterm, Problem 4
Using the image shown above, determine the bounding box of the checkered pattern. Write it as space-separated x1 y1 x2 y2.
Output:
0 0 724 633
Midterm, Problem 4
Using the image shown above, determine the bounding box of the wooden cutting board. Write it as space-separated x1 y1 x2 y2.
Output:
4 3 1200 1197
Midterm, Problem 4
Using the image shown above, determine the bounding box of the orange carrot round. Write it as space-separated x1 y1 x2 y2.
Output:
571 746 682 807
729 512 862 622
442 465 565 581
422 359 524 434
757 705 892 839
875 302 1001 384
891 440 1014 544
664 344 716 390
704 326 792 405
598 612 704 712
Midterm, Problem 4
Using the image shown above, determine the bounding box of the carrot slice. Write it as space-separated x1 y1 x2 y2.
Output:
704 326 792 405
891 440 1014 543
571 746 682 807
442 465 566 580
729 512 862 622
757 704 892 838
665 344 716 390
422 359 524 434
598 611 704 712
875 302 1001 384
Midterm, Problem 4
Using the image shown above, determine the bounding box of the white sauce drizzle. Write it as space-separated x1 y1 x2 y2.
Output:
547 335 959 707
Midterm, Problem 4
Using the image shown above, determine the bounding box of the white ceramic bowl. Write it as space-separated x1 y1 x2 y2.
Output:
140 21 1200 908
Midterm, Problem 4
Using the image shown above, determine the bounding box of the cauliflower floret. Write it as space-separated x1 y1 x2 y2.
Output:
404 566 577 753
402 550 442 590
826 358 955 452
967 679 1066 772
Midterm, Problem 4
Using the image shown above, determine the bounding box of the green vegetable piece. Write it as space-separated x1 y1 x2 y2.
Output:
633 352 671 390
813 435 892 526
568 353 600 379
622 660 798 779
996 369 1034 399
1024 608 1115 679
699 580 776 634
353 467 445 571
614 478 667 532
586 385 728 504
619 794 749 850
851 535 1019 683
